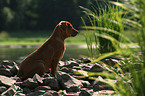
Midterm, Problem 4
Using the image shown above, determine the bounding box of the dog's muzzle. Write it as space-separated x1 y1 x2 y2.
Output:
71 30 79 37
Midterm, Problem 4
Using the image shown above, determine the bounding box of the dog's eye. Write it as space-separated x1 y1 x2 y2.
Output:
67 23 71 28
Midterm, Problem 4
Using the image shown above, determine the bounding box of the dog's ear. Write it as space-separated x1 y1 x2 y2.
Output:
59 21 67 31
66 23 71 28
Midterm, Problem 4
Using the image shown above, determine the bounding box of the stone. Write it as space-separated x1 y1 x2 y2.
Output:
1 84 21 96
21 78 38 89
43 73 51 78
92 78 116 91
64 61 79 68
33 74 43 84
1 87 16 96
1 60 15 66
43 90 59 96
43 77 60 90
92 90 116 96
14 92 25 96
23 88 31 94
67 85 80 92
57 71 82 92
0 75 16 86
73 66 81 70
27 90 46 96
80 80 90 88
0 60 19 76
0 68 13 77
82 58 91 63
89 63 104 72
0 86 7 94
63 93 79 96
34 86 51 91
79 88 91 96
60 67 71 73
10 62 19 76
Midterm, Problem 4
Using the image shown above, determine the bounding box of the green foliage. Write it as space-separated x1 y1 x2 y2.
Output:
0 0 92 31
80 0 145 95
81 0 125 57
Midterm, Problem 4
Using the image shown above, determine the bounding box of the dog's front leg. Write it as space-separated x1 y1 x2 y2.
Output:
50 59 59 77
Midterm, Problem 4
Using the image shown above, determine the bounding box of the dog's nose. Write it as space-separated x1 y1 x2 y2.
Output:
76 30 79 34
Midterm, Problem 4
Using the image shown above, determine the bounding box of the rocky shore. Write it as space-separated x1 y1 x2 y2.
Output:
0 57 120 95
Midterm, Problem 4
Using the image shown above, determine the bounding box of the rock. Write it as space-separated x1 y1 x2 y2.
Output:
43 91 59 96
79 88 91 96
80 80 90 88
27 90 46 96
43 90 59 96
0 68 13 77
1 87 16 96
92 77 116 91
0 86 7 94
43 77 60 91
21 78 38 89
89 63 104 72
0 60 19 76
1 84 22 96
81 65 91 71
82 58 91 63
1 60 15 67
76 58 91 63
23 87 31 94
0 75 16 86
14 92 25 96
63 93 79 96
92 90 116 96
57 71 82 92
34 86 51 91
73 66 81 70
10 62 19 76
60 67 71 73
33 74 43 84
43 73 51 78
64 61 79 68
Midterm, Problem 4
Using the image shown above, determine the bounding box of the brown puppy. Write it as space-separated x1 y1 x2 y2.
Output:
17 21 78 80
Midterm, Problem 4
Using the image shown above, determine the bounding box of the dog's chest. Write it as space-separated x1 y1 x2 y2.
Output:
54 45 65 60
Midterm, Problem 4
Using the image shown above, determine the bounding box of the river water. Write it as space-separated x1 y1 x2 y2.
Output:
0 45 89 64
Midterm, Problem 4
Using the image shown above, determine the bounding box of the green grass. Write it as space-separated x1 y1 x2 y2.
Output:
80 0 145 96
0 30 86 45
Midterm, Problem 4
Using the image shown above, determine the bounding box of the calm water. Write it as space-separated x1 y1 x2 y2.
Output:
0 46 89 64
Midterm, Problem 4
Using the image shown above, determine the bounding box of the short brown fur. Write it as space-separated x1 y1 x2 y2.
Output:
17 21 78 80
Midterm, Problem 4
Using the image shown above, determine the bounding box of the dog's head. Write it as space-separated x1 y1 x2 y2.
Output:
58 21 78 38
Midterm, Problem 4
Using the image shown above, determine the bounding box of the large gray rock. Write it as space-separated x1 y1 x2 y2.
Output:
43 77 60 91
0 75 16 86
57 71 82 92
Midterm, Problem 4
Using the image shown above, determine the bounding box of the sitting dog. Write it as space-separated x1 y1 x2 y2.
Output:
17 21 78 80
